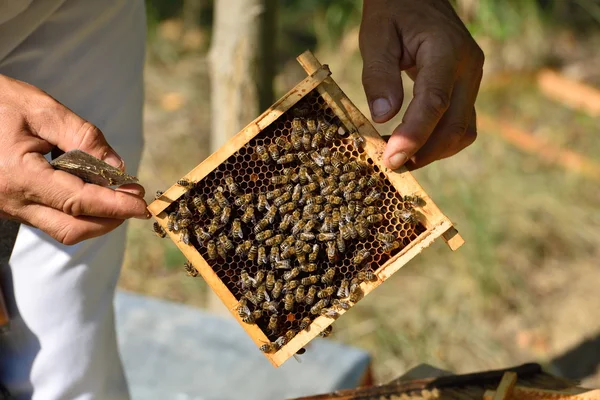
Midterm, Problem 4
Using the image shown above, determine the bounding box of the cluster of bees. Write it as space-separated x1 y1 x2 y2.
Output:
153 114 424 355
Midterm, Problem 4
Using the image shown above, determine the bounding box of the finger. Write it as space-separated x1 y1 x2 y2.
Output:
116 183 145 198
19 203 124 245
24 153 149 219
383 40 458 170
23 87 124 169
359 4 404 123
405 109 477 170
408 78 474 169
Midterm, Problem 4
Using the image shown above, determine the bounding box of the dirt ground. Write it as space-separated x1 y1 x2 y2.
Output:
119 31 600 385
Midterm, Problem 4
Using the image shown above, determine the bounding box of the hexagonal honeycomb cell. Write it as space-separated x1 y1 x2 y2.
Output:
161 90 426 344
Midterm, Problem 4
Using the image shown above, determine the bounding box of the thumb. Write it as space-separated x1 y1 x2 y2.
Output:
359 4 404 123
29 93 124 170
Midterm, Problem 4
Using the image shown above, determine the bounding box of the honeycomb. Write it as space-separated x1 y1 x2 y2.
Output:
160 90 426 348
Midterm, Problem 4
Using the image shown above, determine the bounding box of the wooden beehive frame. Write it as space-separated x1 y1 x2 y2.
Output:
147 51 464 367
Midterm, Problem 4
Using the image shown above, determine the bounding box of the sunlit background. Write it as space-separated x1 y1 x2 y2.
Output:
119 0 600 385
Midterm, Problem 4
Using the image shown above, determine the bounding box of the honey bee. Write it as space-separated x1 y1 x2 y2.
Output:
324 124 338 142
364 269 376 281
241 205 255 224
349 289 362 303
264 271 275 291
239 269 254 289
267 315 278 333
366 214 384 224
234 193 253 208
346 221 358 239
284 293 295 311
178 199 192 218
253 218 269 235
247 245 258 261
283 267 299 281
331 151 344 168
361 206 377 216
320 308 339 319
382 241 401 252
167 213 178 232
323 165 341 176
310 299 328 315
308 244 319 262
294 284 306 303
344 191 363 201
277 154 296 165
206 197 222 215
224 175 240 195
235 240 252 257
275 260 292 270
287 184 301 204
331 210 341 226
290 132 302 151
255 145 270 162
305 286 317 305
153 222 166 238
177 179 195 189
218 234 233 252
178 229 191 245
176 217 192 229
309 151 325 167
214 190 229 208
339 172 356 183
311 131 323 149
298 232 315 241
191 196 206 215
333 299 351 310
337 279 350 298
274 336 287 349
317 232 336 242
154 190 164 200
291 219 306 236
318 287 335 299
352 249 371 266
363 189 382 205
326 241 337 262
285 329 298 344
320 216 333 233
294 240 306 256
266 189 283 202
272 280 283 299
293 151 307 164
304 118 317 134
220 206 232 225
350 131 365 149
275 136 293 151
242 312 255 324
255 284 267 303
377 233 396 243
261 301 278 315
278 201 296 215
299 317 311 331
259 343 276 354
264 234 283 247
283 279 299 293
301 275 320 286
271 175 290 185
302 131 312 151
184 262 198 277
255 230 273 243
321 267 335 284
292 117 305 134
319 325 333 338
357 176 369 191
244 291 259 306
257 246 268 265
355 219 369 239
366 175 381 187
265 143 279 162
254 194 267 212
207 240 218 260
252 310 263 321
397 209 419 224
336 232 346 253
194 226 210 242
299 166 310 185
326 195 343 206
273 192 291 207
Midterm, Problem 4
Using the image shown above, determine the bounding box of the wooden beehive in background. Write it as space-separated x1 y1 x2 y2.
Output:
147 51 464 367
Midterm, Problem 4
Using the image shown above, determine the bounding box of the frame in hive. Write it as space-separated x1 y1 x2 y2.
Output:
147 51 464 367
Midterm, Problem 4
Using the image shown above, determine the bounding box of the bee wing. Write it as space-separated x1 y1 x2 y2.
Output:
264 290 271 303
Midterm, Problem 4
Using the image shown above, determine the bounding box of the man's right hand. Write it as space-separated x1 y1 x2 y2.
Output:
0 74 149 245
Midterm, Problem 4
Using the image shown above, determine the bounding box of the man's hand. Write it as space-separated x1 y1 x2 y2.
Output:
359 0 484 170
0 75 149 245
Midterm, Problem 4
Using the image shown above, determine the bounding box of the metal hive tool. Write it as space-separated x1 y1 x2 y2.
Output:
148 51 464 367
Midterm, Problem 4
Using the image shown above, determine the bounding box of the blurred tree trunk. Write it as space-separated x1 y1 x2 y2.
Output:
207 0 277 314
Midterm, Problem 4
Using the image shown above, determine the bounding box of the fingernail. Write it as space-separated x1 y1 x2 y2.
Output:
387 152 408 170
135 210 152 220
371 98 391 118
103 151 124 170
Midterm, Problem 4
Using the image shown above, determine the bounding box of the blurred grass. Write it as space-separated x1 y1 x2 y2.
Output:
121 0 600 384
